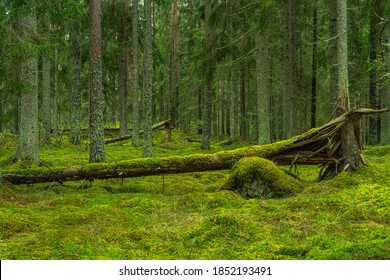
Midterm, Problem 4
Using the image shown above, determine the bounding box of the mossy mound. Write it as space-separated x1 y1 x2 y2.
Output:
226 157 304 199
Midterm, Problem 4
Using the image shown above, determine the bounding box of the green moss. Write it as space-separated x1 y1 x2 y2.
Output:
226 157 304 199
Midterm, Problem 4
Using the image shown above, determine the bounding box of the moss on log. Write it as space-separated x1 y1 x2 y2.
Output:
1 108 389 185
225 157 303 198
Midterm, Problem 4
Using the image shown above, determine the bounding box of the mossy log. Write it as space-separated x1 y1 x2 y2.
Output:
104 119 170 144
1 108 389 185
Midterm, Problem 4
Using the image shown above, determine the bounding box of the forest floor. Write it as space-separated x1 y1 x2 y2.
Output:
0 130 389 259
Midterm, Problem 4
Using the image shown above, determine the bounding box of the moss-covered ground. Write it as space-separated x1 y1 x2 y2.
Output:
0 130 389 259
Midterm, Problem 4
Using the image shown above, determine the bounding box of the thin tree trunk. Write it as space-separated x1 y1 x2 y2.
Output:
311 3 318 128
380 20 390 144
239 65 246 139
53 47 58 138
70 9 82 145
142 0 154 158
132 0 140 147
329 0 338 116
256 33 271 144
89 0 105 163
0 84 3 132
201 0 212 150
119 0 130 136
368 0 381 144
42 56 51 143
230 65 239 142
283 0 298 138
16 14 39 164
169 0 180 130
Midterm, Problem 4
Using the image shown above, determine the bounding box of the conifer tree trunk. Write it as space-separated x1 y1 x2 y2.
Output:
336 0 360 171
201 0 212 150
41 52 51 143
89 0 105 163
0 85 3 132
53 47 58 138
368 0 381 144
283 0 298 138
132 0 140 147
119 0 130 136
230 65 239 142
16 13 39 164
70 7 81 145
311 3 318 128
380 23 390 145
329 0 338 116
169 0 180 130
256 33 270 144
142 0 154 158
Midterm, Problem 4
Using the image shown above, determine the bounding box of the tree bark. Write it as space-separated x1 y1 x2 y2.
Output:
53 47 58 138
283 0 298 138
368 0 381 144
380 20 390 145
41 49 51 143
256 33 270 144
89 0 105 163
119 0 130 136
201 0 212 150
132 0 140 147
142 0 154 158
70 5 82 145
16 13 39 164
311 3 318 128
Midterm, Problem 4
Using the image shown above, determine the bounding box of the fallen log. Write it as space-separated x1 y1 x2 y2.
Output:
1 108 389 185
104 119 170 144
186 137 202 143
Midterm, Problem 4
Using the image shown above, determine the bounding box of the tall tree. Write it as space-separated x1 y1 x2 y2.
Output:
311 2 318 128
201 0 212 150
368 0 381 144
70 1 82 145
16 11 39 164
169 0 181 130
380 21 390 145
256 31 271 144
89 0 105 163
283 0 298 138
132 0 140 147
41 19 51 144
142 0 154 158
336 0 360 171
119 0 130 136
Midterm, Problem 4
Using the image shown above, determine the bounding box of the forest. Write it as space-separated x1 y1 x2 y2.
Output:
0 0 389 260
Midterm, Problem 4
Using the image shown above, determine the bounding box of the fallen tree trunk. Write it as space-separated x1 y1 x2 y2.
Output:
104 119 170 144
1 108 389 185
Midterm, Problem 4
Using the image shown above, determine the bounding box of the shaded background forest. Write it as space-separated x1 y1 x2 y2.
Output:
0 0 389 155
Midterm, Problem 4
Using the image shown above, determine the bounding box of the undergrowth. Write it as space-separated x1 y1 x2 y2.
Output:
0 130 389 259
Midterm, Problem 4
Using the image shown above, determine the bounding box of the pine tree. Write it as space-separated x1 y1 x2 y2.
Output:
16 11 39 164
132 0 140 147
142 0 154 158
70 1 82 145
89 0 105 163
